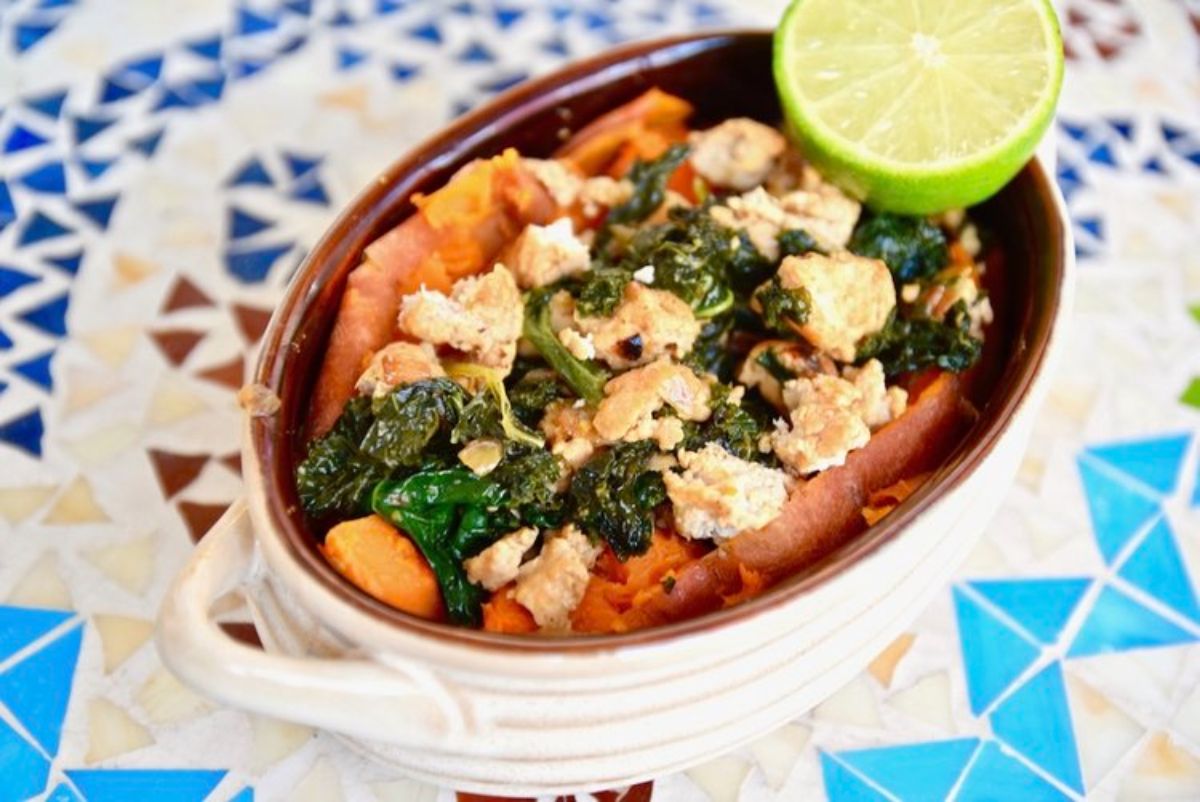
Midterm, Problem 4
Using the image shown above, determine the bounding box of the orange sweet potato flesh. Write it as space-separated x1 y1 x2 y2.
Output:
482 584 537 634
311 148 560 435
615 372 977 632
321 515 445 621
555 88 693 176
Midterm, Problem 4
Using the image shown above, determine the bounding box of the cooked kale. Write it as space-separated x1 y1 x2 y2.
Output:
360 378 468 468
856 302 982 377
507 370 572 428
372 470 509 625
522 287 610 403
849 213 948 283
490 448 565 528
604 143 690 228
568 441 666 559
680 383 775 464
447 363 543 449
296 396 393 518
574 267 632 318
754 276 811 334
777 228 822 258
755 348 796 382
682 313 735 379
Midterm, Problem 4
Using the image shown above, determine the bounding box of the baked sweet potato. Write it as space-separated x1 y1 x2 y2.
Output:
321 515 444 621
555 88 693 176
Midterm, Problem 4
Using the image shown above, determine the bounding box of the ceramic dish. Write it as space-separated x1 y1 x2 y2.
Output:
156 30 1073 796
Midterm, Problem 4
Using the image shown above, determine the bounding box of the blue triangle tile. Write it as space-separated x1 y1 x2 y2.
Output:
47 782 84 802
277 33 307 54
407 21 442 44
1069 585 1197 657
121 54 163 83
229 789 254 802
1108 118 1134 141
581 10 614 31
225 242 293 283
494 5 525 27
0 330 11 350
549 3 572 22
337 46 367 70
0 181 13 230
969 578 1092 645
66 770 227 802
188 75 226 104
329 9 354 26
284 0 312 15
837 738 979 802
1074 241 1097 260
819 753 891 802
990 663 1083 793
1076 215 1104 241
541 36 569 57
283 151 321 180
1117 518 1200 625
14 351 56 391
378 0 407 14
99 77 138 104
19 160 67 194
75 196 118 229
18 210 73 246
1085 433 1191 496
232 58 270 80
1161 122 1186 144
1077 456 1161 563
480 72 528 95
187 35 223 60
954 587 1043 715
1060 120 1090 143
389 62 420 82
130 128 165 157
450 98 474 117
289 173 329 206
0 378 6 393
0 718 49 801
26 90 67 120
19 292 70 336
457 41 495 63
0 265 39 296
15 21 58 53
79 155 116 179
45 250 82 275
450 0 473 13
227 157 274 188
0 606 72 663
74 114 117 145
1184 150 1200 168
38 0 78 8
0 408 45 457
956 741 1071 802
228 205 273 240
154 85 193 111
689 1 725 22
0 623 83 754
237 6 279 36
5 123 49 153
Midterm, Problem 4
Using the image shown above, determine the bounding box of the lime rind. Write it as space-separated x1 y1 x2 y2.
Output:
773 0 1064 213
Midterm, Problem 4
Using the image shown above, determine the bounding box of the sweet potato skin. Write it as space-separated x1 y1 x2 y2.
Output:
555 88 693 176
321 515 445 621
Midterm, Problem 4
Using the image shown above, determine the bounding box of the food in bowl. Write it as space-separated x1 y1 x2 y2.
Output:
296 88 994 635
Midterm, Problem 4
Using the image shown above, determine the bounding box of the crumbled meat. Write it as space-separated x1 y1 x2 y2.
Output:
354 342 445 398
513 524 600 631
709 184 861 259
737 339 837 409
574 282 701 369
505 218 591 289
688 118 787 191
522 158 584 208
776 252 895 362
396 264 524 372
663 443 791 541
772 358 906 474
548 289 577 333
540 399 602 469
464 526 538 591
578 176 634 218
592 359 711 449
557 327 597 361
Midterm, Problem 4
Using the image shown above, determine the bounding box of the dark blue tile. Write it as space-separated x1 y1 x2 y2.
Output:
836 738 979 801
337 46 367 70
0 622 82 753
153 85 193 111
44 250 82 275
1108 118 1134 141
232 58 270 80
282 151 321 179
289 173 329 206
73 114 116 144
1117 518 1200 625
186 36 223 61
1161 122 1186 144
956 741 1071 802
1085 434 1191 496
329 9 354 26
1068 585 1196 657
18 211 73 246
19 292 70 336
1077 456 1161 563
237 6 279 36
284 0 312 15
494 5 524 28
99 77 139 104
75 195 119 229
228 205 273 239
480 72 528 95
227 156 273 188
389 62 420 82
0 265 39 297
0 408 45 457
0 329 11 350
66 770 227 802
14 350 55 391
377 0 407 14
819 753 891 802
0 605 72 663
1087 141 1116 167
1059 119 1090 143
990 663 1083 793
5 123 49 153
0 180 13 230
457 41 495 63
954 586 1042 715
407 21 442 44
120 54 163 84
540 36 569 57
0 718 49 801
277 33 307 54
968 578 1092 645
129 128 165 157
19 160 67 194
79 155 116 179
15 21 59 53
225 242 293 283
25 89 68 120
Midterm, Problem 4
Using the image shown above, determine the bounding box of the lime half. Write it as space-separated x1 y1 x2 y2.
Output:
774 0 1063 213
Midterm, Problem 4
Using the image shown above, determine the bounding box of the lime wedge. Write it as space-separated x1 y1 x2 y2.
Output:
774 0 1063 213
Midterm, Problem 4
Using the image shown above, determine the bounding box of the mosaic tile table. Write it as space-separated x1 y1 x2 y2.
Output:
0 1 1198 800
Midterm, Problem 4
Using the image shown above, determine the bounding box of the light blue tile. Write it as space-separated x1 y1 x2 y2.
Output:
1068 585 1197 657
1118 517 1200 624
0 718 49 802
0 605 71 663
955 741 1070 802
227 789 254 802
1077 456 1161 563
837 738 979 802
66 770 226 802
953 587 1041 715
0 623 83 754
968 578 1092 645
820 753 891 802
46 783 83 801
990 663 1083 793
1085 434 1191 496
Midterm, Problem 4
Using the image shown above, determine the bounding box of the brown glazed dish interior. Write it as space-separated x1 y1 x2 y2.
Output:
251 31 1065 652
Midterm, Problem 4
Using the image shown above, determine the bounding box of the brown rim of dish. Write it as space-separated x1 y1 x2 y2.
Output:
250 30 1067 654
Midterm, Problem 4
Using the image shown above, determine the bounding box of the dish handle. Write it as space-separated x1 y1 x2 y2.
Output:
155 499 466 748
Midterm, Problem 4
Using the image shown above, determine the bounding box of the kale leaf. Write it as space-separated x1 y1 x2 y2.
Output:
856 302 982 377
360 378 468 468
777 228 822 259
754 276 811 334
522 287 610 403
604 143 690 228
372 470 509 626
490 448 565 529
682 313 735 379
849 213 948 283
680 383 775 464
507 369 572 428
568 441 666 559
296 396 393 518
574 267 632 318
446 363 543 449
